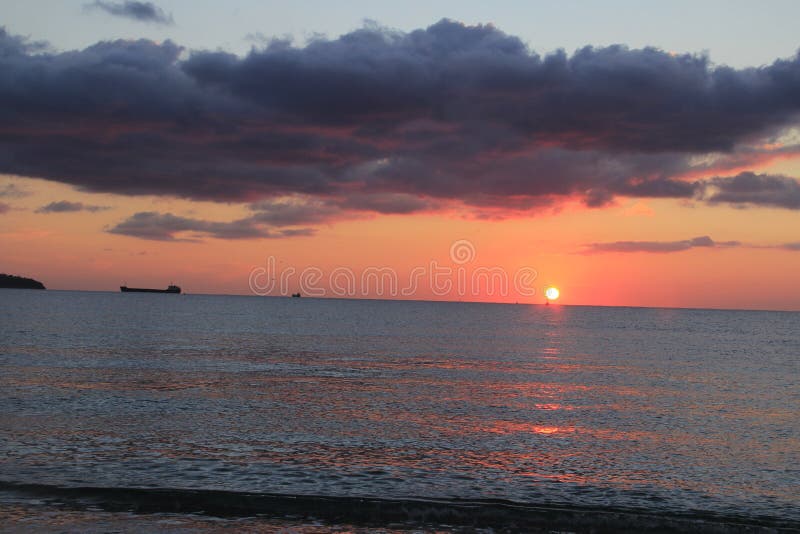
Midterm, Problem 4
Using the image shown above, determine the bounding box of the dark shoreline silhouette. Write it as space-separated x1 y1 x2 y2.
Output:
1 481 793 533
0 273 45 290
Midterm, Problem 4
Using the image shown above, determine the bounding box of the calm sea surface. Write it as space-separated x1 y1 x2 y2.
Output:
1 290 798 531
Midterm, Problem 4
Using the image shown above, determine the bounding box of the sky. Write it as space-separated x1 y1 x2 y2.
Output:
2 0 800 310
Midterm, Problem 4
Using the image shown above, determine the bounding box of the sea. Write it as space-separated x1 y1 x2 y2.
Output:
0 289 798 532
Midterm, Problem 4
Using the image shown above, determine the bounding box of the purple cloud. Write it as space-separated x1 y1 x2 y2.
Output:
0 21 800 218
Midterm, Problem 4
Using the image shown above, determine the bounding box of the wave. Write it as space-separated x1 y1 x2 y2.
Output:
1 481 797 533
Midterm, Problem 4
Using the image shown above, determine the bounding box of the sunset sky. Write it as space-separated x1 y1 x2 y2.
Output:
2 0 800 310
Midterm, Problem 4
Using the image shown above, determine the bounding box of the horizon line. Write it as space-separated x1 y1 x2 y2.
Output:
9 287 799 314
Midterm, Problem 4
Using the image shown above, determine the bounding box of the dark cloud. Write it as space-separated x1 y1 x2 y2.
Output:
182 21 800 153
699 172 800 209
107 210 317 241
584 235 741 253
86 1 174 25
0 30 48 56
1 21 800 216
0 201 9 214
36 200 110 213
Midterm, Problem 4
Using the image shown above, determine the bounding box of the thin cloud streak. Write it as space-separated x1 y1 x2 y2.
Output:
107 192 441 241
584 236 800 254
36 200 110 213
107 210 318 241
583 236 741 254
85 1 174 25
0 183 30 198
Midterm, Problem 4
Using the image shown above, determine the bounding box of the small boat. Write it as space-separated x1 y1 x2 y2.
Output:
121 285 181 294
291 292 301 298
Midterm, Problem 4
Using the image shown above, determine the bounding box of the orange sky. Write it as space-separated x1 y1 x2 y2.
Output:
3 152 800 311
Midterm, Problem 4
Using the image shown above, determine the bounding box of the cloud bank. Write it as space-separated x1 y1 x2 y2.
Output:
2 20 800 236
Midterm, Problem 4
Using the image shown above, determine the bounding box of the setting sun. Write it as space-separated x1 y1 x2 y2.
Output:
545 286 560 301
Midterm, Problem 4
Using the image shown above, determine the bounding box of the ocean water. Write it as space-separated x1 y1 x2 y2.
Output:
0 290 798 532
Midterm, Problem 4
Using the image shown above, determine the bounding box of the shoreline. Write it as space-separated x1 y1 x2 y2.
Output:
2 482 796 533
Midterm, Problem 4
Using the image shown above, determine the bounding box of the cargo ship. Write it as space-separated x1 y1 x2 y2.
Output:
120 285 181 294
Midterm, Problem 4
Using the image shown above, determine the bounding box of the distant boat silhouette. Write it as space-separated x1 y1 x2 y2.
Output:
121 285 181 294
291 292 301 298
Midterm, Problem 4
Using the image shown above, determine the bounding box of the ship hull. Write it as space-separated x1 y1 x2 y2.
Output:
120 286 181 294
